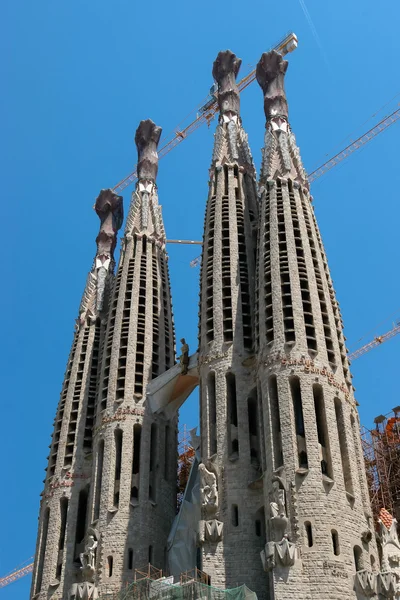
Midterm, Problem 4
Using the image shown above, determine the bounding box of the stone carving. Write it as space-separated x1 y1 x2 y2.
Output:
212 50 241 117
179 338 189 375
269 480 288 541
355 570 376 597
376 571 399 598
199 463 218 513
256 50 289 121
70 582 99 600
80 527 99 582
260 542 276 572
379 508 400 575
275 536 296 567
135 119 162 182
204 519 224 543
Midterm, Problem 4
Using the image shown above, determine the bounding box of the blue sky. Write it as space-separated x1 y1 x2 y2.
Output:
1 0 400 595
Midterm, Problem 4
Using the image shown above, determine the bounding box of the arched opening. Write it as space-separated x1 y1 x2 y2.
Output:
226 373 239 457
56 497 69 579
149 424 157 501
108 556 113 577
232 504 239 527
208 372 217 455
353 545 363 571
305 521 313 547
75 486 89 560
127 548 133 570
114 428 123 507
313 385 333 478
248 389 260 465
94 439 104 521
35 508 50 594
290 377 308 468
331 530 340 556
335 398 354 496
269 375 283 468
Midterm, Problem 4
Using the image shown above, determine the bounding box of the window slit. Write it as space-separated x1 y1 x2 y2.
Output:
94 440 104 521
226 373 238 457
113 429 123 507
134 239 147 396
151 243 160 378
263 188 273 345
149 423 157 501
35 508 50 593
335 398 354 496
269 376 283 469
290 377 308 469
221 186 233 342
235 183 252 350
248 389 260 466
313 385 333 478
56 497 69 579
208 372 217 455
276 180 295 344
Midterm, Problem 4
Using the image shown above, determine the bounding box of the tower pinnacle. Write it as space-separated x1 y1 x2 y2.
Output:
256 50 289 120
135 119 162 182
212 50 241 118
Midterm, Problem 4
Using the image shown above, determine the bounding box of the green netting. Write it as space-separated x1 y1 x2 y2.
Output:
99 577 257 600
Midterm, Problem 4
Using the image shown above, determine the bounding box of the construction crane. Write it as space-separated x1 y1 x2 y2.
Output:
0 558 33 588
112 32 298 195
348 322 400 361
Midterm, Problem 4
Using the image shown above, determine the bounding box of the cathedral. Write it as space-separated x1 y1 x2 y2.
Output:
30 48 400 600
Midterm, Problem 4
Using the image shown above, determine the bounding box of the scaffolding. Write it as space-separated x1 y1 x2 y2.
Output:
98 566 257 600
361 407 400 526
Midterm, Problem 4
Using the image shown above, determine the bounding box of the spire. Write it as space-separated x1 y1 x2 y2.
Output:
256 50 307 185
125 120 166 240
79 189 123 323
209 50 256 176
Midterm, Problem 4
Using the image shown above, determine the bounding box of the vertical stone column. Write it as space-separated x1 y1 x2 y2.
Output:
198 50 266 598
255 50 378 600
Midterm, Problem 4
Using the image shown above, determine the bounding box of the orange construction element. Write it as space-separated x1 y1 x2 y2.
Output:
0 558 34 588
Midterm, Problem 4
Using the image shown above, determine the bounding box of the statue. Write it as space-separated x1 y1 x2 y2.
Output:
269 481 288 542
179 338 189 375
80 529 98 582
199 463 218 513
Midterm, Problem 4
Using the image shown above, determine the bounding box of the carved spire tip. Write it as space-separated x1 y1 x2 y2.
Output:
256 50 289 121
212 50 242 117
135 119 162 182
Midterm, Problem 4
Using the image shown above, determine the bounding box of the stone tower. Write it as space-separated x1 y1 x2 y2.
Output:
90 120 177 595
255 50 378 598
31 188 124 599
198 50 266 595
31 120 177 599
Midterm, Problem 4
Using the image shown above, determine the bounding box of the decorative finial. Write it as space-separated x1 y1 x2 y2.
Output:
212 50 242 116
135 119 162 182
256 50 289 121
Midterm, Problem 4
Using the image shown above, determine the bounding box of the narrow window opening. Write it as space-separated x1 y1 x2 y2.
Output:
148 545 153 564
164 425 169 480
371 555 376 572
108 556 113 577
132 424 141 474
94 440 104 521
335 398 354 496
313 385 333 478
128 548 133 570
149 424 157 501
232 504 239 527
248 390 260 465
255 507 265 542
290 377 308 469
208 372 217 455
35 508 50 593
354 545 363 571
255 520 261 537
332 530 340 556
269 376 283 468
114 428 123 508
305 521 313 547
75 486 89 560
56 497 69 579
227 373 238 457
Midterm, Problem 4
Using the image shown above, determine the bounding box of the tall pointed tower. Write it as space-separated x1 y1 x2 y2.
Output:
255 50 377 598
198 51 266 595
31 189 124 599
88 120 177 595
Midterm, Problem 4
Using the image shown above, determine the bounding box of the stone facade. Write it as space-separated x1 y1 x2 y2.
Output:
31 122 177 599
198 51 266 597
255 51 379 599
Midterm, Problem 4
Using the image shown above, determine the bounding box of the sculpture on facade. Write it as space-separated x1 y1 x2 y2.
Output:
179 338 189 375
80 528 99 582
199 463 218 513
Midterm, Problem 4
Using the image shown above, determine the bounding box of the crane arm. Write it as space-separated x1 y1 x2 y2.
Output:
348 323 400 361
112 33 298 195
0 560 33 588
308 108 400 183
